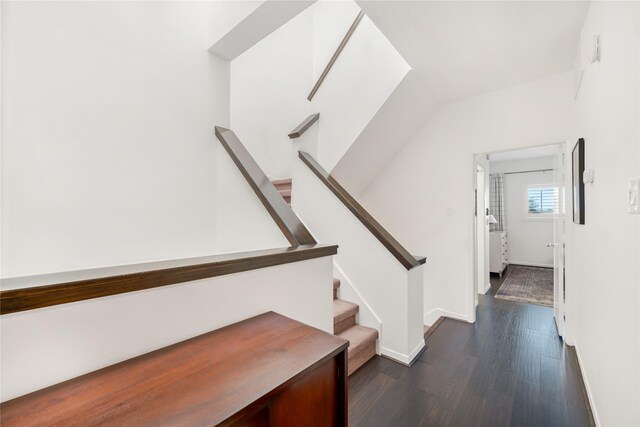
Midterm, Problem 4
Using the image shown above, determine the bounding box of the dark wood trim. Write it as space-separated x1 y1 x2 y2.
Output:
215 126 316 246
566 345 597 427
288 113 320 139
0 245 338 315
423 316 446 340
572 138 585 225
307 10 364 101
298 151 425 270
336 348 348 426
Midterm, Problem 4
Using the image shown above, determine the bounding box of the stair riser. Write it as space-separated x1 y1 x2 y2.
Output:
348 341 377 376
334 315 356 335
271 178 291 185
274 185 292 192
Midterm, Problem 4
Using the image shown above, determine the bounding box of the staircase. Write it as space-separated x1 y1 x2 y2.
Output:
272 178 291 204
332 277 378 375
272 177 378 375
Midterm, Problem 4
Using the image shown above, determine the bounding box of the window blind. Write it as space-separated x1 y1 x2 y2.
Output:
527 186 559 214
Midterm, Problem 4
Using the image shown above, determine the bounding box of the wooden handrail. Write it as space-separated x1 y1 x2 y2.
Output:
0 244 338 315
288 113 320 139
0 129 332 315
299 151 426 270
307 10 365 101
215 126 316 246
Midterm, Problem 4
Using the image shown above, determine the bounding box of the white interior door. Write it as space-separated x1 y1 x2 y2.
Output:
552 146 566 338
476 166 486 298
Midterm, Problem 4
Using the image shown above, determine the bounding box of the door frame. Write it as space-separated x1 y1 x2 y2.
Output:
553 144 567 339
470 143 570 342
474 164 489 303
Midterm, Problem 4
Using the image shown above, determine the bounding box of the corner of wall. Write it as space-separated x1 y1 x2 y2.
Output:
424 308 445 326
572 341 602 426
333 261 382 333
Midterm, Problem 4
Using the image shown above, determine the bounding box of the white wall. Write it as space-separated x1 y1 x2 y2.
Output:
228 0 409 180
475 155 490 296
207 0 263 50
293 154 424 364
312 0 361 82
216 3 314 251
491 156 555 268
0 2 339 405
208 1 314 61
359 72 575 324
311 5 409 172
0 255 334 401
215 144 290 254
332 71 440 196
230 7 313 179
565 2 640 425
1 2 228 277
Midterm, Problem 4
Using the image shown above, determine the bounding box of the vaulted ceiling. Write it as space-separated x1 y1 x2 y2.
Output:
357 0 589 103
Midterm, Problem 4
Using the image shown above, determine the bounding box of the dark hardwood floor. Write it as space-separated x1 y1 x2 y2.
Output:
348 265 595 427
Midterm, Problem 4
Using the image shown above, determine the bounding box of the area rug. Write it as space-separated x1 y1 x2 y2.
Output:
495 265 553 307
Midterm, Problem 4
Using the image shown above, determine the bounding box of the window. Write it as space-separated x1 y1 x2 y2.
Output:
527 185 559 215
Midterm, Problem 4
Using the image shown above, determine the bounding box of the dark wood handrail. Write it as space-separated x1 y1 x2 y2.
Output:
215 126 316 246
307 10 365 101
299 151 425 270
0 244 338 315
288 113 320 139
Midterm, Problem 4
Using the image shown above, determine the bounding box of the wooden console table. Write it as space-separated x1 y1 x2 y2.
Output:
1 312 349 426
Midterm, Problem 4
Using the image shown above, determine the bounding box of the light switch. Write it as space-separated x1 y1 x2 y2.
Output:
583 169 595 184
629 179 639 214
445 207 454 217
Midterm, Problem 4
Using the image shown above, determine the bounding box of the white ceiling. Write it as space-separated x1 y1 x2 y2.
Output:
357 1 589 104
488 144 559 162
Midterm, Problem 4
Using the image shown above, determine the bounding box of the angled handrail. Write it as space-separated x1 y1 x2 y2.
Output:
288 113 320 139
0 244 338 315
0 129 345 315
307 10 365 101
215 126 316 246
299 151 426 270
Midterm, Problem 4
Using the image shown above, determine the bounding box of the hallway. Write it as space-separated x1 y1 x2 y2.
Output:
348 267 595 426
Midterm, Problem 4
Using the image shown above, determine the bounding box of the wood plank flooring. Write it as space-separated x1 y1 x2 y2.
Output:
348 265 595 427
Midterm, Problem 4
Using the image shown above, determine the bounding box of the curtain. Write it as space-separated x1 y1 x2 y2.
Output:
490 173 506 232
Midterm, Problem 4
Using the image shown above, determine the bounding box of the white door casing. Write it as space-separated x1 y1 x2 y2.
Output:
552 145 566 339
476 165 487 298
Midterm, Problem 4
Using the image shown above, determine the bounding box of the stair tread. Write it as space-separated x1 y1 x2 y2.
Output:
333 299 358 324
271 178 292 186
278 189 291 197
337 325 378 355
333 278 340 289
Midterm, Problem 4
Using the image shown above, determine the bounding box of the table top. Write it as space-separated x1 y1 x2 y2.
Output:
1 311 348 426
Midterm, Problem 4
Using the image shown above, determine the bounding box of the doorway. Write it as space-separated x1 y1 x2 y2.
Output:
475 163 489 307
474 144 566 337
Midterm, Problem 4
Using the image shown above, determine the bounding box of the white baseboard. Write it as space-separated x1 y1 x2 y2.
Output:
444 309 472 323
573 342 601 426
424 307 472 325
423 308 445 326
332 262 383 355
484 282 491 293
332 262 382 331
508 261 553 269
381 339 425 366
